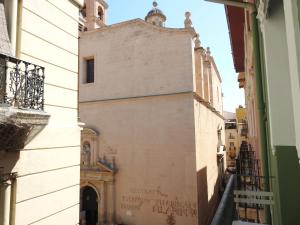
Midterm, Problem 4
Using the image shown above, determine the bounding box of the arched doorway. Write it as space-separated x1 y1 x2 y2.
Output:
81 186 98 225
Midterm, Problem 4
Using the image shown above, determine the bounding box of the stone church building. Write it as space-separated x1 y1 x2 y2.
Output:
78 1 225 225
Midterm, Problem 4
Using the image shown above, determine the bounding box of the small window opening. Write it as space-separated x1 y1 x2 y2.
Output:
97 6 103 20
80 4 86 18
86 58 94 83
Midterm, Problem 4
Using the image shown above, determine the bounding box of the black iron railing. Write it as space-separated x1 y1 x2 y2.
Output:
210 174 273 225
210 142 273 225
235 142 272 224
234 174 272 224
0 53 45 110
210 175 236 225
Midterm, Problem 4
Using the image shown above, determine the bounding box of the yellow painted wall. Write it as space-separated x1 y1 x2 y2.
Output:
236 107 246 123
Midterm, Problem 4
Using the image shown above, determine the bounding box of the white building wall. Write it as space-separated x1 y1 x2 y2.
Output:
283 0 300 159
0 0 81 224
260 4 296 150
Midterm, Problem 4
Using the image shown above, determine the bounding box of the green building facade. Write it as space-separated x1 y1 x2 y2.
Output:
255 1 300 224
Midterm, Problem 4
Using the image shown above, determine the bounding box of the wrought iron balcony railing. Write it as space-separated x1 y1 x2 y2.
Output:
210 142 273 225
210 174 273 225
0 53 45 110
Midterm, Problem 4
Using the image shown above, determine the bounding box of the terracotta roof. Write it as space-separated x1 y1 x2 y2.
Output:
225 5 245 72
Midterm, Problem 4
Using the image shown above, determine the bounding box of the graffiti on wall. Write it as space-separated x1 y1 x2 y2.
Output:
129 186 168 198
166 214 176 225
152 198 197 217
120 186 197 218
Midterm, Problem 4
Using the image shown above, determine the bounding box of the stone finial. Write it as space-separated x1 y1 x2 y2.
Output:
184 11 192 28
153 0 158 8
206 47 211 56
195 33 201 48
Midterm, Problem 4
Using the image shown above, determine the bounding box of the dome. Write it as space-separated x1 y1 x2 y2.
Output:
145 1 166 22
145 8 166 21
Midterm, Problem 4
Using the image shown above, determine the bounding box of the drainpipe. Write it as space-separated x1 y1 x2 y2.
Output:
0 172 17 225
9 175 17 225
204 0 271 223
0 179 11 225
15 0 23 58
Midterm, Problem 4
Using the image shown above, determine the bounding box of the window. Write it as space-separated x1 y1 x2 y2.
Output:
80 4 86 18
86 58 94 83
97 6 103 20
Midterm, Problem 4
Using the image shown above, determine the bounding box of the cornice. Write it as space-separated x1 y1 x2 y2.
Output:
81 18 197 38
68 0 84 8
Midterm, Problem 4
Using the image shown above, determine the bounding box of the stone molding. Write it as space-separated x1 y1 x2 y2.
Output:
81 18 197 38
0 106 49 151
257 0 270 32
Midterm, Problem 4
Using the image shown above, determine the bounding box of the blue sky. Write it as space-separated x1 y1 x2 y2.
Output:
105 0 244 112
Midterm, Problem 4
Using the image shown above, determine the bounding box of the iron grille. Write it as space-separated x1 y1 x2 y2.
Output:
0 53 45 110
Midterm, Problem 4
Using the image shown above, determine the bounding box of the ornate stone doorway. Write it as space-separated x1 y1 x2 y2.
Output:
81 186 98 225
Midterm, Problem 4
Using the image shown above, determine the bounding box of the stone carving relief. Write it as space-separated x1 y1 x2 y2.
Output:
82 141 91 167
81 127 99 167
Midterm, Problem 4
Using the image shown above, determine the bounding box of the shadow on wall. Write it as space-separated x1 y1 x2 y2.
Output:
197 166 222 225
0 151 20 174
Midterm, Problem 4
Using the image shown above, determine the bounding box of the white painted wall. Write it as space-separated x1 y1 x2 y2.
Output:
0 0 81 224
283 0 300 160
260 4 296 150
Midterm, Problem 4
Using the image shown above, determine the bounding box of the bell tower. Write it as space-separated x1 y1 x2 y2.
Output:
81 0 108 31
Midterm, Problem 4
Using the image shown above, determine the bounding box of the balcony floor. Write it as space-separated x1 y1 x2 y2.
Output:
233 221 270 225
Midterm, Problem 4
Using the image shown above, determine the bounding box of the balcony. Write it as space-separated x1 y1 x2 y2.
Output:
210 143 273 225
0 53 45 109
0 53 49 151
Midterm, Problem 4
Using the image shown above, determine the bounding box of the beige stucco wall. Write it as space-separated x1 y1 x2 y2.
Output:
243 21 261 160
193 100 225 225
194 48 204 98
225 129 238 150
0 0 81 224
193 49 223 115
79 20 195 102
210 64 222 114
80 93 199 225
79 17 224 225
